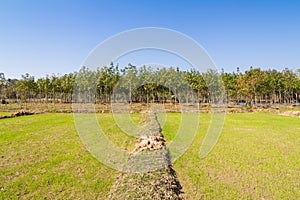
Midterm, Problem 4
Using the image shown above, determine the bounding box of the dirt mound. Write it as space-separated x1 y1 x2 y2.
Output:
132 112 165 153
132 135 166 152
108 167 182 200
108 111 183 200
0 111 40 119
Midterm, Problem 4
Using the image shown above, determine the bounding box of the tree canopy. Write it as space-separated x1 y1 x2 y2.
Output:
1 65 299 107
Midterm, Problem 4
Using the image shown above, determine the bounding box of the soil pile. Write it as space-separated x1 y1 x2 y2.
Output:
108 111 183 200
0 111 40 119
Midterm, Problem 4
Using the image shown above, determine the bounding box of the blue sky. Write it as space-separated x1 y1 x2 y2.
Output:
0 0 299 78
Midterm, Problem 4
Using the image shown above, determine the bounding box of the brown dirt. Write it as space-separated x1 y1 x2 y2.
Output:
0 110 41 119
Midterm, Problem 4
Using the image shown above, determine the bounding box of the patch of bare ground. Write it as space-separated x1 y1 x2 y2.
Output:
281 111 300 117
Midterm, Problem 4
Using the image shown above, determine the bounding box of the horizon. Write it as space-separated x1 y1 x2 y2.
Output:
1 64 298 80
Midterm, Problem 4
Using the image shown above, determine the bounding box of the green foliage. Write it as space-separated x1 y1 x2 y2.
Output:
1 66 300 106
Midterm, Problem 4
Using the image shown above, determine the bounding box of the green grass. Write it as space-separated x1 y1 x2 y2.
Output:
0 114 117 199
1 113 299 199
172 113 300 199
0 112 14 116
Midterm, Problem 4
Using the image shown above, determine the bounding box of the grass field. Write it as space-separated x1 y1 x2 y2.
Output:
0 112 14 116
1 112 299 199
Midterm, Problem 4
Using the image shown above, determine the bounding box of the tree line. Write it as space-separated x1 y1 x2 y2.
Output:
1 63 300 107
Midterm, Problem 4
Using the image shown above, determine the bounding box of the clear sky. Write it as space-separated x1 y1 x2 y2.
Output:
0 0 299 78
